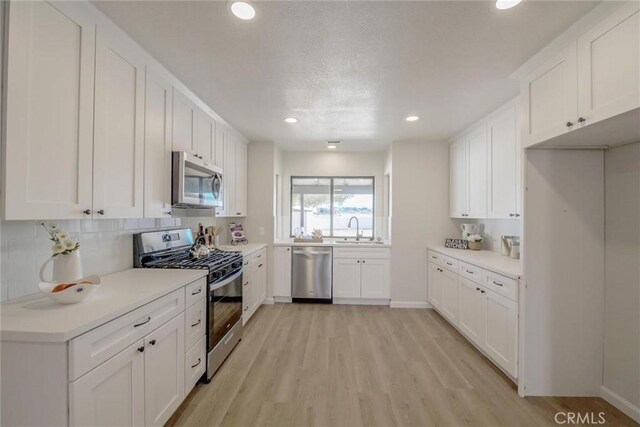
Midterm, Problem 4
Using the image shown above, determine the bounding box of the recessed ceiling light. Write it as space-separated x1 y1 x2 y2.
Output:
405 115 419 122
495 0 523 10
327 145 337 149
230 1 256 20
284 117 298 124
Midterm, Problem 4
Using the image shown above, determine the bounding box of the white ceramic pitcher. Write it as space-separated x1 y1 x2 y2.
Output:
460 223 477 240
39 251 83 283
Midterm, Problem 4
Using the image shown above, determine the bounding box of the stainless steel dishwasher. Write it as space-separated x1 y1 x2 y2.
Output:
292 246 332 302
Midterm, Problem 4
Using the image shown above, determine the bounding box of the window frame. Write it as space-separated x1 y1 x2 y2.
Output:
290 175 376 238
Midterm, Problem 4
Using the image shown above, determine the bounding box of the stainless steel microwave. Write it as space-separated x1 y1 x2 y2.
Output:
172 152 223 208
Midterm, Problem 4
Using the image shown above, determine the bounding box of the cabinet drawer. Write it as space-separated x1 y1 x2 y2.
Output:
439 254 458 273
185 277 206 308
459 261 482 283
427 250 442 264
482 269 518 301
69 289 185 381
185 335 206 395
333 247 389 259
245 248 267 267
185 297 206 351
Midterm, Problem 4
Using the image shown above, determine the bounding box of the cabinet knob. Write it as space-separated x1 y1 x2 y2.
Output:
509 213 515 217
362 260 366 264
566 121 574 128
480 290 486 294
83 209 91 215
236 212 241 215
149 339 156 346
137 346 145 353
97 209 105 215
476 287 480 291
244 306 249 311
164 211 172 216
577 117 586 123
515 213 520 218
357 260 360 263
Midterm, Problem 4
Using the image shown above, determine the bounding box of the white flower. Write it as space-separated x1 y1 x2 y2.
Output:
64 239 77 250
51 243 66 254
55 231 70 241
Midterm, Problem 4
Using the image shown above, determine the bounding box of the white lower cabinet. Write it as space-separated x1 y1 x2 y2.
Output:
184 279 207 396
70 340 145 427
273 247 292 299
243 248 268 324
333 248 390 303
428 250 519 379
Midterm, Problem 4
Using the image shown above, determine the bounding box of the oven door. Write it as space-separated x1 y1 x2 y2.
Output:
172 151 223 208
208 270 243 352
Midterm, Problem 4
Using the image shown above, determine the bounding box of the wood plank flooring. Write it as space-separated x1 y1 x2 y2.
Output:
168 304 637 427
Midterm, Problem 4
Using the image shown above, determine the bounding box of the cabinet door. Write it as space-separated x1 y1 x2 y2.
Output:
214 125 226 216
197 109 215 162
243 263 259 324
483 290 518 377
439 268 459 325
360 258 389 299
70 340 145 427
273 247 292 297
235 141 248 217
144 68 173 218
4 1 95 219
522 42 578 148
487 105 518 218
427 263 442 309
223 134 237 217
449 138 468 218
172 88 197 154
144 313 185 427
458 278 485 347
93 27 145 219
467 126 487 218
256 257 268 306
578 3 640 125
333 258 361 298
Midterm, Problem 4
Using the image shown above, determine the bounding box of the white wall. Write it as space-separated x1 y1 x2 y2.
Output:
243 142 275 245
389 141 457 307
281 150 387 238
602 142 640 417
523 149 605 396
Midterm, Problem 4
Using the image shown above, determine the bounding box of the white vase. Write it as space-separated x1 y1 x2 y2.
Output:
39 251 83 283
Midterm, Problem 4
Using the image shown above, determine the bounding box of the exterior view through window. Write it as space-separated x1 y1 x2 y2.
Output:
291 177 374 238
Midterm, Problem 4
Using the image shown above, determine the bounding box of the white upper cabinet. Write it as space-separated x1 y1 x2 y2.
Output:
487 103 520 219
224 132 237 216
214 123 226 170
217 129 248 217
577 3 640 125
3 1 96 220
450 125 487 219
172 88 197 154
520 2 639 148
522 42 578 148
449 138 467 218
196 109 215 163
144 68 173 218
92 27 145 219
235 139 248 217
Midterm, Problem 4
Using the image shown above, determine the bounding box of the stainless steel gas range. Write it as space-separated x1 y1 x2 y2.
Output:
134 228 244 381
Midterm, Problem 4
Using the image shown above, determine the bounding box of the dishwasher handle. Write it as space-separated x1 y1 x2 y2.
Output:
292 248 332 256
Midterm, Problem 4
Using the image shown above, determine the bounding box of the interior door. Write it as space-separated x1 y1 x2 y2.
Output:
458 277 485 347
360 258 389 299
4 1 95 219
333 258 361 298
93 27 145 219
577 3 640 125
427 263 442 309
70 340 145 426
144 68 173 218
487 105 518 218
144 313 185 427
483 290 518 377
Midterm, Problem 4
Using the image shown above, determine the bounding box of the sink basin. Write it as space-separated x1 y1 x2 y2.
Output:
333 240 385 245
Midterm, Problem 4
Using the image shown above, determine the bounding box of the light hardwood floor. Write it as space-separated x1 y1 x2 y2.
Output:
168 304 637 427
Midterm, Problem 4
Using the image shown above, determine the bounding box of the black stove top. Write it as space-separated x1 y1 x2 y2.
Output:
142 250 242 271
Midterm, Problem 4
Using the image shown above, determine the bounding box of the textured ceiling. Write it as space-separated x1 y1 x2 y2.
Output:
93 0 599 151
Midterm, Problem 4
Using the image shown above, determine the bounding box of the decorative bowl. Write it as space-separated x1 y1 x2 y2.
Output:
38 275 101 304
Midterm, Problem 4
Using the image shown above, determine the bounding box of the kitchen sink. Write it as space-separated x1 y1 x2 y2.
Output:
333 240 385 245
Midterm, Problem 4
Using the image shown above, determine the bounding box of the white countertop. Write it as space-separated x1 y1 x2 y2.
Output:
427 245 522 279
218 243 267 257
0 269 206 343
274 238 392 248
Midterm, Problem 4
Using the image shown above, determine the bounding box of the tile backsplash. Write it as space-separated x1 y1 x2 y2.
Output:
452 218 521 252
0 216 230 302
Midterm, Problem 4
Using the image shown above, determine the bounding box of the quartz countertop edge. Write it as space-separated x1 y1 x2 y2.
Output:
427 245 522 279
274 239 392 248
217 243 268 257
0 269 207 343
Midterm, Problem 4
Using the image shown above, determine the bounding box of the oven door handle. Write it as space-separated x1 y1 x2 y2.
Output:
209 269 243 291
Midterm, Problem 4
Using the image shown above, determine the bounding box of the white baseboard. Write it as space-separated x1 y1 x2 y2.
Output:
389 301 430 309
600 385 640 424
273 296 292 303
263 297 274 305
333 298 389 306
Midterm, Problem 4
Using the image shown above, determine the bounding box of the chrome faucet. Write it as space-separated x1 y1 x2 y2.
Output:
348 216 361 241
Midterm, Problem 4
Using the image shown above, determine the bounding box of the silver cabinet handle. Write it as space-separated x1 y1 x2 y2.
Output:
191 319 201 328
134 316 151 328
257 254 262 258
492 281 503 287
191 358 202 369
